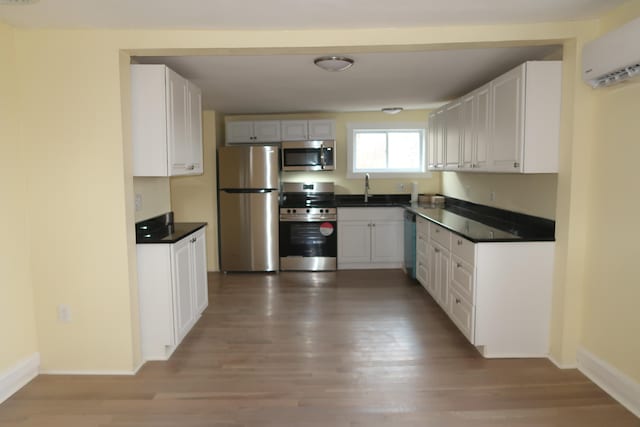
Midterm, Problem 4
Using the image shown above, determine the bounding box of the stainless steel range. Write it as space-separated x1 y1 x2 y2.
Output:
279 182 337 271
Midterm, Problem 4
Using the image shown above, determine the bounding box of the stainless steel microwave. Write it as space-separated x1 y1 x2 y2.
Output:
281 140 335 171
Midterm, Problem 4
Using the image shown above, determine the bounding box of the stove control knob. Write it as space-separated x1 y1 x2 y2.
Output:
306 209 310 213
287 209 291 213
293 209 297 213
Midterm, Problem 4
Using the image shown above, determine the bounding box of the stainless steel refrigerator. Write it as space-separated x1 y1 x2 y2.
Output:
218 146 279 272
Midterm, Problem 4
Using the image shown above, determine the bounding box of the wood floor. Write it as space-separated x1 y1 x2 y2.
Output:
1 270 638 426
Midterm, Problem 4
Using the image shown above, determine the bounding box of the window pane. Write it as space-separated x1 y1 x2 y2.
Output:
355 132 387 170
388 132 421 169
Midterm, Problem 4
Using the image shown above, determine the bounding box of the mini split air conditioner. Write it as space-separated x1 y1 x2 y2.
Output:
582 16 640 88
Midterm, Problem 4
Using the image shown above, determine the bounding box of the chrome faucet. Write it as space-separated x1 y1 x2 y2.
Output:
364 173 371 203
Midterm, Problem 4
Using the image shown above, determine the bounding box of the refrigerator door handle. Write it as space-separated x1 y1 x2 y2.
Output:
221 189 276 194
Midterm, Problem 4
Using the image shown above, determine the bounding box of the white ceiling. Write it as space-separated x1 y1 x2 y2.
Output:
0 0 622 114
135 46 560 114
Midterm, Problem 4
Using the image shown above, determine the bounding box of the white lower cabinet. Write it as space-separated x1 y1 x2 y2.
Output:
137 227 208 361
338 208 404 269
414 215 554 358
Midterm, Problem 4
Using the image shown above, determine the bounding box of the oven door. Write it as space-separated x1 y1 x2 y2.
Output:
279 219 337 270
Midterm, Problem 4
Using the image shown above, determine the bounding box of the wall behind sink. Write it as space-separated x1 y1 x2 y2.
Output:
223 110 441 196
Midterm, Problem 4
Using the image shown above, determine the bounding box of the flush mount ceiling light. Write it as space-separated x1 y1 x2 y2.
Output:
381 107 404 115
0 0 39 4
313 56 355 72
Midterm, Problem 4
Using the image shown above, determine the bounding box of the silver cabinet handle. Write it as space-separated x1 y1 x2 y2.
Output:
456 262 461 268
455 298 461 304
186 164 195 170
372 223 376 227
513 162 520 168
457 240 462 245
434 248 440 253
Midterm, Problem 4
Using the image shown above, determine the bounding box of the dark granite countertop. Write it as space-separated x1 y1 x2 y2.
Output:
136 212 207 244
336 194 555 243
336 194 410 207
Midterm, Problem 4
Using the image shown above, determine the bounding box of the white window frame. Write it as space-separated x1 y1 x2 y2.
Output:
346 122 430 178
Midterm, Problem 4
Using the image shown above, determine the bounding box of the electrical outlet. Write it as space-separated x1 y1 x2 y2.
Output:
57 304 72 322
490 190 496 202
397 183 405 191
135 194 142 212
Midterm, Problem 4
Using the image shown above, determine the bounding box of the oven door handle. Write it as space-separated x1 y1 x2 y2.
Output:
279 216 337 222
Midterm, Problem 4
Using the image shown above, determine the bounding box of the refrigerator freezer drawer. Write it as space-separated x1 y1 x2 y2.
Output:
219 190 279 272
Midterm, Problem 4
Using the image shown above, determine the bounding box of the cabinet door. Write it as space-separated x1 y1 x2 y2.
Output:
427 114 437 169
473 84 491 170
371 220 404 263
436 245 450 308
281 120 308 141
172 237 196 344
337 220 371 265
308 119 335 140
444 100 462 170
166 68 190 175
225 121 254 144
490 66 525 172
185 81 203 175
192 229 208 315
426 243 439 300
428 108 445 169
460 94 474 170
253 121 281 142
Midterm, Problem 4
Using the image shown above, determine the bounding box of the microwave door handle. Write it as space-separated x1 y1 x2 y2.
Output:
320 143 325 170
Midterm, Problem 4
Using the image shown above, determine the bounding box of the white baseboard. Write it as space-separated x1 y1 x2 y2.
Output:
548 354 578 369
577 347 640 418
0 353 40 404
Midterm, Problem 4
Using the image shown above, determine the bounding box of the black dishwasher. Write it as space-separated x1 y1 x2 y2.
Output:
403 210 417 280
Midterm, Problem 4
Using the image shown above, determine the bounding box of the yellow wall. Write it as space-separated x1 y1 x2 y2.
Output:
226 110 441 195
133 177 171 222
0 22 39 373
4 17 628 374
170 111 219 271
15 31 140 372
579 1 640 382
441 172 557 219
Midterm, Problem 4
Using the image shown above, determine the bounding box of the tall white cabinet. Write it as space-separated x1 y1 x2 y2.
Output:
131 64 203 176
137 227 208 361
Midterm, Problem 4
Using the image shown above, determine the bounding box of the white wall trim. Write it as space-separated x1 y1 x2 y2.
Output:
577 347 640 418
0 353 40 404
40 366 143 376
547 355 578 370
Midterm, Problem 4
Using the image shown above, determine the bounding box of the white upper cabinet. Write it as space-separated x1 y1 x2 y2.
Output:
444 100 462 170
280 119 337 141
131 64 203 177
427 107 445 170
226 120 281 144
428 61 561 174
490 61 562 173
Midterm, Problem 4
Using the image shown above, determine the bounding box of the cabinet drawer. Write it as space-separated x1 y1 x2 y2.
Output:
451 256 474 303
430 223 451 248
451 235 475 264
416 216 429 236
448 286 474 343
338 207 403 221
